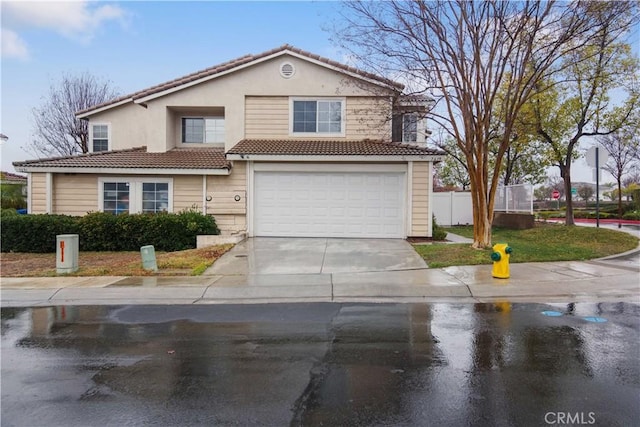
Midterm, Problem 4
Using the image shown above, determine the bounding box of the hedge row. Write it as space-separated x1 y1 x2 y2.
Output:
1 210 219 253
622 210 640 220
573 211 614 219
537 210 630 220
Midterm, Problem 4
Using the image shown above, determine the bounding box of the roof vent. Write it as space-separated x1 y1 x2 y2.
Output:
280 62 295 79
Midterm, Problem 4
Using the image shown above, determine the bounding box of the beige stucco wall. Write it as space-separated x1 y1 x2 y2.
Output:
245 96 288 139
171 174 248 238
411 162 431 236
245 96 389 140
30 172 247 236
87 103 151 151
86 54 394 153
206 161 247 235
48 173 204 216
53 174 99 215
29 173 47 214
31 159 432 238
173 175 204 212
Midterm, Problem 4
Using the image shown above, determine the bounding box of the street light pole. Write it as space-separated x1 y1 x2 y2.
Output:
587 145 607 229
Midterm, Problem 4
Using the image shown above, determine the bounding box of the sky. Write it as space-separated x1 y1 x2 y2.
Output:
0 0 622 183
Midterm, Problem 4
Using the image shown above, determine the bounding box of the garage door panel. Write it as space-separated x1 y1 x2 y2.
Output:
254 170 405 238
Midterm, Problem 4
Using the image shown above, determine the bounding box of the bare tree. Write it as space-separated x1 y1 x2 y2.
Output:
335 1 603 247
577 184 594 203
30 73 119 157
623 169 640 188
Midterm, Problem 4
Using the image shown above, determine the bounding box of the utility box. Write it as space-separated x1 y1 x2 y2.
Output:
140 245 158 272
56 234 79 274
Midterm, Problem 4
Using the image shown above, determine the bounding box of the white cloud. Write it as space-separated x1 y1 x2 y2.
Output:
1 28 29 60
2 1 128 45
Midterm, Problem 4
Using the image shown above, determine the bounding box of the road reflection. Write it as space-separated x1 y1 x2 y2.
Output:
1 302 638 426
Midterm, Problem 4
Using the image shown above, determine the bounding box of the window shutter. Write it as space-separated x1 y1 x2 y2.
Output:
392 114 402 142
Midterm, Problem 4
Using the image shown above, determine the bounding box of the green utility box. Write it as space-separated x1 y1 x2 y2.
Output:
140 245 158 272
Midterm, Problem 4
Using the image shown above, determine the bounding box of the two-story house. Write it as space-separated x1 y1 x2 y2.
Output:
14 45 444 239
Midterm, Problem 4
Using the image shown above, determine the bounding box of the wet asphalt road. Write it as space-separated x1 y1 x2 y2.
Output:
1 302 639 427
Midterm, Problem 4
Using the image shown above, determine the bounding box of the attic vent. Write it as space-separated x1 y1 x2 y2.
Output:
280 62 295 78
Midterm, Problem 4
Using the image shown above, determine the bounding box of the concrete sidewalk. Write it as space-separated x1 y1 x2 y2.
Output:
2 255 638 307
2 226 638 307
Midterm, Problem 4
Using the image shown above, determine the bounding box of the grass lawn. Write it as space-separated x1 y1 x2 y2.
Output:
414 223 639 268
0 245 233 277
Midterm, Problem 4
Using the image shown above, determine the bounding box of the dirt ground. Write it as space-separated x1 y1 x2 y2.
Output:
0 246 231 277
1 252 144 277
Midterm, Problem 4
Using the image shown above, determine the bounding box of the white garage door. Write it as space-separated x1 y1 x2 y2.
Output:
254 171 405 238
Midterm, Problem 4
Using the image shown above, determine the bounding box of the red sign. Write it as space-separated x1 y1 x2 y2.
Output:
552 190 560 200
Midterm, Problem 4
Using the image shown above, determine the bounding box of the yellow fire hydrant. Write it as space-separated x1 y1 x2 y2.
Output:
491 243 512 279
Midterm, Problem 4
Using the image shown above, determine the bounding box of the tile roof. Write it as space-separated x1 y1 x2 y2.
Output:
77 44 404 116
0 171 27 183
13 147 230 170
228 139 445 157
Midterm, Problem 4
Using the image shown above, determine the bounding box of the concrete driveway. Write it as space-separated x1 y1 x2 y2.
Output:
206 238 428 276
202 238 449 298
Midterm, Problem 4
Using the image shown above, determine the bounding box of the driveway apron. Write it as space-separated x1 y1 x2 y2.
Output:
204 238 428 276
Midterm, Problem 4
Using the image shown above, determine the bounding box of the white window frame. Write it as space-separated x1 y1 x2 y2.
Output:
289 97 346 137
89 123 111 152
402 113 418 143
98 177 174 214
181 116 225 144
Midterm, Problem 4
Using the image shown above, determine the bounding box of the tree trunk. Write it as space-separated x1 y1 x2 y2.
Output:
617 176 623 221
471 197 492 249
561 164 575 225
469 160 493 249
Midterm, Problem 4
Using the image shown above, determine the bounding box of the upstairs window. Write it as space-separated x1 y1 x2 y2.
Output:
91 124 109 152
182 117 225 143
292 99 344 135
402 114 418 143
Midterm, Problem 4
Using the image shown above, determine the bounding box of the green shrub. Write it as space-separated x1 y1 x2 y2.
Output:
622 210 640 220
574 211 612 219
432 215 447 240
1 214 78 253
536 211 564 219
77 212 119 251
1 208 20 218
0 183 26 210
1 210 219 253
599 204 622 214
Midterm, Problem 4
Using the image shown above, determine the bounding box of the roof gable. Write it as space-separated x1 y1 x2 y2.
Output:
77 45 404 118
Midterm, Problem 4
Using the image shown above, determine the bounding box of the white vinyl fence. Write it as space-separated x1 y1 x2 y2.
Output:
494 184 534 213
433 185 534 226
432 192 473 226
